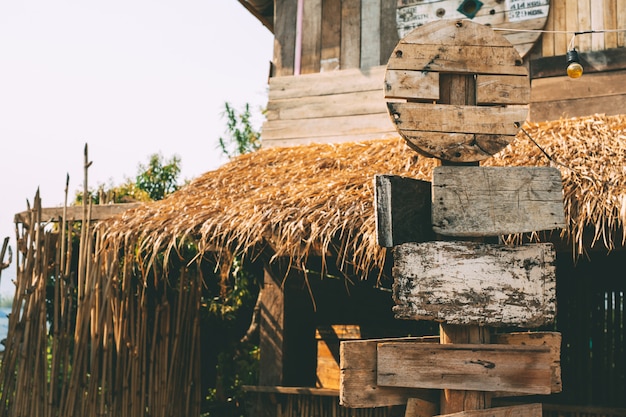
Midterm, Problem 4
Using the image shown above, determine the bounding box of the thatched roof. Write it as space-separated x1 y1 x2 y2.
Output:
98 113 626 276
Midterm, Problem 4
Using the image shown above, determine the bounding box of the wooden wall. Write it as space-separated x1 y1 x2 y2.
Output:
540 0 626 56
272 0 398 77
263 0 626 145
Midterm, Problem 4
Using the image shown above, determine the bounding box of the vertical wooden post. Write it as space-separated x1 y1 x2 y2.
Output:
439 325 492 414
438 72 492 415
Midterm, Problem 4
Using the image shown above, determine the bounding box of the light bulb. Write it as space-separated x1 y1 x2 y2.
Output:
566 49 583 79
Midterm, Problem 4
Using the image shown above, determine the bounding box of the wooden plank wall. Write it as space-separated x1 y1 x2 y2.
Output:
262 66 397 146
540 0 626 56
273 0 398 76
267 0 626 144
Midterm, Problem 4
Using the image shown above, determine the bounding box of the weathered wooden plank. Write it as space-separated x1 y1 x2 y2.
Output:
262 130 400 148
387 102 527 136
262 112 394 141
374 175 434 247
380 0 400 65
439 403 542 417
340 0 361 69
339 337 438 408
273 0 298 76
361 0 381 68
604 0 618 49
377 343 552 394
321 0 341 71
268 66 386 100
387 44 527 76
577 0 592 52
432 166 565 236
475 74 530 105
405 397 438 417
399 18 514 47
494 332 562 394
384 69 439 100
392 241 557 327
531 69 626 102
301 0 322 74
401 132 513 162
14 203 141 224
590 0 605 50
266 89 386 121
530 93 626 122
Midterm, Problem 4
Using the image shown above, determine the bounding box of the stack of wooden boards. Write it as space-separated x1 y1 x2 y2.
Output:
340 20 565 417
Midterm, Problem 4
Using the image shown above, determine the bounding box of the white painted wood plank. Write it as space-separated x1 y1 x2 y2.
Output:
392 241 557 327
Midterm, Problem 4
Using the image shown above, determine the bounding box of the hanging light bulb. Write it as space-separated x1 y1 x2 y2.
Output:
566 49 583 79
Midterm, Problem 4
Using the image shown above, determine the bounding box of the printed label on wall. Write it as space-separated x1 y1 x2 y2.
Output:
505 0 549 22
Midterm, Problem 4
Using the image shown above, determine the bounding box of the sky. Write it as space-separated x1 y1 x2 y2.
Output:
0 1 274 297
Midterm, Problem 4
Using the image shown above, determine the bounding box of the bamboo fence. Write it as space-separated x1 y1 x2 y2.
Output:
0 150 203 417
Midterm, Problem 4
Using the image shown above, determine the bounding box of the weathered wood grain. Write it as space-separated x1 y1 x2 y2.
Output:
476 74 530 105
387 44 527 76
494 332 562 394
432 166 565 236
339 337 438 408
340 0 361 69
268 65 385 100
300 0 322 74
401 132 513 162
361 0 381 68
374 175 433 247
387 102 527 136
405 397 438 417
439 403 542 417
384 69 439 100
377 343 552 394
321 0 341 71
14 203 141 224
392 241 557 327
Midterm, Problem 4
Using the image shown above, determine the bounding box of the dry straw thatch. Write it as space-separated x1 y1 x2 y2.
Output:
98 113 626 276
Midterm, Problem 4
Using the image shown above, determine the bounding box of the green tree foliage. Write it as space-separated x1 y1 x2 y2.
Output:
74 153 181 204
218 102 261 159
135 153 182 201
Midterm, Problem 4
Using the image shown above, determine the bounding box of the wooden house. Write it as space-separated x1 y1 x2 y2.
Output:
238 0 626 146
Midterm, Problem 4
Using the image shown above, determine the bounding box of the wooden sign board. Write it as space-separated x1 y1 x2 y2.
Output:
432 166 565 236
392 241 556 327
375 174 434 247
439 403 542 417
339 337 438 408
384 20 529 163
377 343 552 394
494 332 562 394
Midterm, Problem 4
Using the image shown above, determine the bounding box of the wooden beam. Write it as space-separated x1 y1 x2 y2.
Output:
374 175 433 247
439 403 542 417
392 241 557 328
377 343 552 394
14 203 141 224
339 337 438 408
432 166 565 237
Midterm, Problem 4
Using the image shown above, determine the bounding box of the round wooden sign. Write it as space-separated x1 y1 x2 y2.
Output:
396 0 550 58
385 19 530 163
